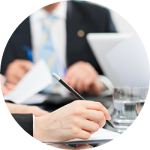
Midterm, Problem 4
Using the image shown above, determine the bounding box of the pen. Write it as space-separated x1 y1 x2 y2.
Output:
22 45 33 62
52 73 114 128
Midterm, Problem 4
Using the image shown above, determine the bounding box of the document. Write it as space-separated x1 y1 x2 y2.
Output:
4 59 53 104
21 93 50 105
47 128 120 144
105 34 149 87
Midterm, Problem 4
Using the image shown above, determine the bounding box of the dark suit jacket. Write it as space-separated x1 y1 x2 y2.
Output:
12 114 33 136
1 1 116 75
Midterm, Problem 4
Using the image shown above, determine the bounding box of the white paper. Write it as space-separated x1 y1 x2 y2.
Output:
46 128 120 144
4 59 52 104
105 34 150 87
21 93 50 105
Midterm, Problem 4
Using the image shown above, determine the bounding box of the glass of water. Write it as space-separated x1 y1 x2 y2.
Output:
112 86 148 133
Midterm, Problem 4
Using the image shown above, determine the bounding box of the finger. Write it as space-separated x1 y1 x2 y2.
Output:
69 73 79 89
76 78 84 93
76 72 87 93
80 119 100 133
80 101 111 120
64 69 77 85
84 109 106 122
97 119 106 128
66 62 84 79
15 67 27 79
6 65 26 84
76 144 94 150
35 110 49 117
84 62 98 76
89 81 102 95
17 60 33 70
32 108 49 117
1 87 10 95
83 75 95 92
66 66 77 79
0 74 5 83
5 83 15 90
7 75 20 85
73 128 91 140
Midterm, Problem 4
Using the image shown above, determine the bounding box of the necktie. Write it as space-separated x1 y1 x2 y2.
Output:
38 14 64 93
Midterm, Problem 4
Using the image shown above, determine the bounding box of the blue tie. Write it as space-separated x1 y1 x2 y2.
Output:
38 14 64 93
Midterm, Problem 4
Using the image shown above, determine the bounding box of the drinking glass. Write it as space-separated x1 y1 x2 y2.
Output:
112 87 148 133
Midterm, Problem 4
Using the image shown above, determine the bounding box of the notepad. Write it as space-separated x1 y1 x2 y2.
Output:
4 59 52 104
47 128 120 144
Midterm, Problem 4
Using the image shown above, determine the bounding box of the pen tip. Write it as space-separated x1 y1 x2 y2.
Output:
106 120 114 128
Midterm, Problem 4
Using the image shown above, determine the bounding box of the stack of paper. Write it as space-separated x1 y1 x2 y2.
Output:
4 60 53 104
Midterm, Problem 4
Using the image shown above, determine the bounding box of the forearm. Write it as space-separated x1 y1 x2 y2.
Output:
6 102 28 114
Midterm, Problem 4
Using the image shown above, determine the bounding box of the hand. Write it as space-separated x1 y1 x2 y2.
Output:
0 74 14 95
64 61 103 95
6 102 48 117
6 59 33 85
33 100 111 143
50 144 93 149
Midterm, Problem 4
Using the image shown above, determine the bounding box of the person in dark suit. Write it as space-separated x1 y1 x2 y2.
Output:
1 1 116 95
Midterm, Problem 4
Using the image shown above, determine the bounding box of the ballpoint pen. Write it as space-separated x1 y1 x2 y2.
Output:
52 73 114 128
22 45 33 62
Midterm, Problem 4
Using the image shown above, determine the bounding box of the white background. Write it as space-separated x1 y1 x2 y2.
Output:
90 1 136 33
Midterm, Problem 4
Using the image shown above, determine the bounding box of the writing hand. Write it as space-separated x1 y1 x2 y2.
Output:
6 59 33 85
33 100 111 143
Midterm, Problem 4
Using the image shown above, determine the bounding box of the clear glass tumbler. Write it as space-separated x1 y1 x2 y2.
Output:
112 87 148 133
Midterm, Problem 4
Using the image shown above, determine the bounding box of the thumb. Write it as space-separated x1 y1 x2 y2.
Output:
19 60 33 71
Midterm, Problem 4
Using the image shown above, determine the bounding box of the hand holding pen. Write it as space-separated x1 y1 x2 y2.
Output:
5 59 33 85
53 73 114 128
5 45 34 85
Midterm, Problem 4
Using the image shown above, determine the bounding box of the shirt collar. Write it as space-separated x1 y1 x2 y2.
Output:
31 1 67 22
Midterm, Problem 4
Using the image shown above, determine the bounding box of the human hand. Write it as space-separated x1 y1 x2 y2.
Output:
6 59 33 85
0 74 14 95
50 144 93 149
63 61 102 95
33 100 111 143
6 102 48 117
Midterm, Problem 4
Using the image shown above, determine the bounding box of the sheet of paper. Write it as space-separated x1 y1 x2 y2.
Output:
46 128 120 144
21 93 50 105
4 59 52 104
105 34 150 87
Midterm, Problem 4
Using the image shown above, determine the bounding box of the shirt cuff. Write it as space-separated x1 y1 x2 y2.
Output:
98 75 114 96
33 115 35 131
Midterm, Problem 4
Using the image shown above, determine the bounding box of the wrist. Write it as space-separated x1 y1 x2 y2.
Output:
33 116 48 142
33 117 41 141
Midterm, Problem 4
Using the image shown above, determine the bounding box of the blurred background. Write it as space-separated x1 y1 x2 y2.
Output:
74 0 137 33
